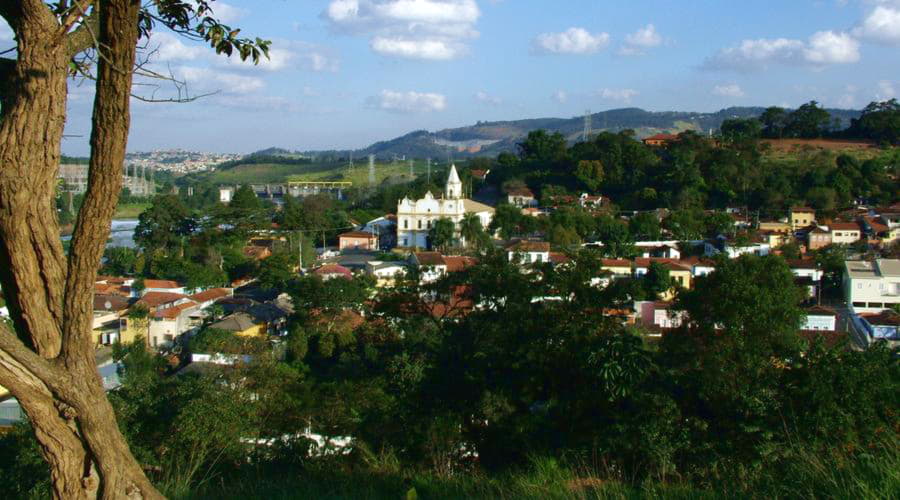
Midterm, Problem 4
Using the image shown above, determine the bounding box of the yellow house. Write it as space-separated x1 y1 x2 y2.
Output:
209 312 266 338
790 207 816 231
634 259 693 301
600 259 633 279
759 221 792 234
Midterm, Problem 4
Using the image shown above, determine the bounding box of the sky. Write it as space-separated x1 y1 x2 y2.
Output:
4 0 898 155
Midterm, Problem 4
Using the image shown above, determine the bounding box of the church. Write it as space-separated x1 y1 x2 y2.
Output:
397 164 495 249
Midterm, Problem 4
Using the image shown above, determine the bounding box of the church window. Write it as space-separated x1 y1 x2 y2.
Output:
404 219 408 229
418 220 422 229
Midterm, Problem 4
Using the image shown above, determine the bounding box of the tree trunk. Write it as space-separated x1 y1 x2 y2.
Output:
0 1 163 498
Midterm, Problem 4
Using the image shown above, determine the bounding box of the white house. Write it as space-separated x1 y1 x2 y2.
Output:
397 165 494 249
787 260 824 282
409 252 448 283
802 306 837 331
506 240 551 265
219 187 233 204
366 261 408 287
843 259 900 314
142 279 186 296
507 187 538 208
829 222 862 245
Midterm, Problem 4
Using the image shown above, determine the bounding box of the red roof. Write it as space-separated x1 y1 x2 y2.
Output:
138 291 188 308
601 259 632 267
805 305 837 316
154 301 197 319
829 221 861 231
414 252 446 266
507 240 550 253
506 187 535 197
443 256 477 273
313 264 353 279
549 252 571 264
859 311 900 326
634 258 691 272
787 259 818 270
189 288 232 303
864 217 890 233
143 279 182 289
643 133 678 142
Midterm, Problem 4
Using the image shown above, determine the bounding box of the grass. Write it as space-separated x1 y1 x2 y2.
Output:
114 202 150 219
171 440 900 500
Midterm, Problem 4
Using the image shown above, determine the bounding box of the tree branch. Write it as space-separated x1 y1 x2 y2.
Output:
65 3 99 58
0 321 64 387
58 0 94 38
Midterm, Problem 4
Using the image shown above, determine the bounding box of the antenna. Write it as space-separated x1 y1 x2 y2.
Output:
583 109 592 141
368 154 375 187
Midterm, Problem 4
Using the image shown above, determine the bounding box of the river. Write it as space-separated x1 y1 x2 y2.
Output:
61 219 139 249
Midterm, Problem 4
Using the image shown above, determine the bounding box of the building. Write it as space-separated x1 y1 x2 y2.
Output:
829 222 862 245
506 186 538 208
759 221 792 234
219 187 234 203
142 280 185 296
790 207 816 231
209 312 266 338
843 259 900 313
802 306 837 332
578 193 605 210
853 310 900 346
313 264 353 281
366 261 408 287
338 231 379 251
807 226 832 250
397 165 495 249
409 252 448 283
600 259 633 279
506 240 551 265
641 133 678 147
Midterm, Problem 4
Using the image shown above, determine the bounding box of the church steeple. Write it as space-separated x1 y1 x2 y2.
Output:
445 163 462 199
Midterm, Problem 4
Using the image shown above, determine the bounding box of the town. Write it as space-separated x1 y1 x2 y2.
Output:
1 1 899 499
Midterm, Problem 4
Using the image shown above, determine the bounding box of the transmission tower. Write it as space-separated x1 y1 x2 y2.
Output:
408 159 414 178
583 109 592 142
368 154 375 187
426 158 431 183
349 151 354 173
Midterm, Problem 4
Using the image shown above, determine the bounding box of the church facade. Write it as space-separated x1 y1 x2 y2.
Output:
397 165 495 249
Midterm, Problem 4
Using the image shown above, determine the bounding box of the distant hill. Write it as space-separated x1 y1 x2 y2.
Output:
298 106 862 160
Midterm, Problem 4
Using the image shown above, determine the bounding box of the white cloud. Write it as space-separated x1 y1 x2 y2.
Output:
149 32 208 63
323 0 480 60
552 90 568 103
853 5 900 45
199 1 247 24
712 83 745 97
704 30 859 70
367 89 447 113
594 88 638 103
474 90 501 105
371 37 460 59
175 66 265 94
876 80 896 100
625 24 661 47
533 27 610 55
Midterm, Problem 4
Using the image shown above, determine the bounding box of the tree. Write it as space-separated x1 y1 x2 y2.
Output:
628 212 661 241
575 159 604 191
597 217 637 259
516 129 567 163
459 212 488 250
0 1 268 497
256 250 297 290
490 204 525 240
134 193 193 253
429 218 455 251
101 247 138 276
720 118 762 143
785 101 832 138
760 106 788 138
643 262 672 299
848 99 900 145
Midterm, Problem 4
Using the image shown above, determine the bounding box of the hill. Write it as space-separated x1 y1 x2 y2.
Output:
300 106 861 159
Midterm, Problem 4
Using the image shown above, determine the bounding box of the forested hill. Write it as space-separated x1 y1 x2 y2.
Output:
299 106 861 160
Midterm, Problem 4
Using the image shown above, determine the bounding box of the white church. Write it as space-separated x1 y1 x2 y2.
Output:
397 164 495 249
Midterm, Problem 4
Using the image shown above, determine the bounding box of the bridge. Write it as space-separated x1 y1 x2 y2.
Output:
220 181 352 203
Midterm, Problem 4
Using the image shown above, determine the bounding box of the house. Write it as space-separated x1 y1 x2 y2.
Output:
642 133 678 147
635 242 681 259
219 187 234 203
853 310 900 346
242 245 272 261
634 258 693 291
397 165 495 249
443 255 478 273
209 312 266 337
410 252 448 283
758 221 792 235
506 186 538 208
188 288 233 310
860 216 896 244
787 259 824 282
506 240 551 265
874 209 900 243
470 169 490 181
362 215 398 249
366 261 408 287
92 295 132 346
142 279 185 296
843 259 900 313
759 230 789 248
807 226 832 250
790 207 816 231
828 221 862 245
148 301 200 349
338 231 379 251
313 264 353 281
680 256 717 277
578 193 605 210
600 259 633 279
246 303 290 336
705 237 770 258
802 305 837 332
638 301 686 331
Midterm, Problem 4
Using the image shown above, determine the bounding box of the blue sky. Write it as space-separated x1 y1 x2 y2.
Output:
39 0 900 155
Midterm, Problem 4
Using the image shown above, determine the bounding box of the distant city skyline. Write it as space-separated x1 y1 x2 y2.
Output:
3 0 893 155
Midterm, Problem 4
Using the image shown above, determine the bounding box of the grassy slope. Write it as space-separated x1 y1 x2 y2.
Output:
114 203 150 219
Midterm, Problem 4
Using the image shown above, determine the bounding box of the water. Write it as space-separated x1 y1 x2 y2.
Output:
62 219 139 249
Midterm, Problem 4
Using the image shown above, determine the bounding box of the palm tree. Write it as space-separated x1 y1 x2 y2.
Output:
460 213 487 250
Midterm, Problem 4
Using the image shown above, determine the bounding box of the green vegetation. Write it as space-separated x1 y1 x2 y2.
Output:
114 202 151 219
196 158 425 186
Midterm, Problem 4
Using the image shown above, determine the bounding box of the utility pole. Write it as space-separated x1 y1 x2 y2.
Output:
426 157 431 184
297 230 302 270
408 159 414 178
368 154 375 187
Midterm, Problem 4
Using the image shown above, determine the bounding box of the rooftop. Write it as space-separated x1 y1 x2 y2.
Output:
339 231 378 239
138 291 188 308
143 279 182 289
844 259 900 279
414 252 446 266
507 240 551 253
189 288 232 303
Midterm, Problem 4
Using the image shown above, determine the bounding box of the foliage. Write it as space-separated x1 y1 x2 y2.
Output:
134 194 194 253
428 218 455 251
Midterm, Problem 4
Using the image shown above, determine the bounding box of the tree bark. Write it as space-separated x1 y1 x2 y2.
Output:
0 1 163 498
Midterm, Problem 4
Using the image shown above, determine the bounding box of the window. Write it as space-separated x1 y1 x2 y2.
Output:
868 302 883 308
418 220 422 229
402 238 408 247
404 220 408 229
852 302 866 307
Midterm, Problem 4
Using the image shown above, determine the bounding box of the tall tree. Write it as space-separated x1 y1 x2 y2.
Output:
428 218 455 251
0 1 267 497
